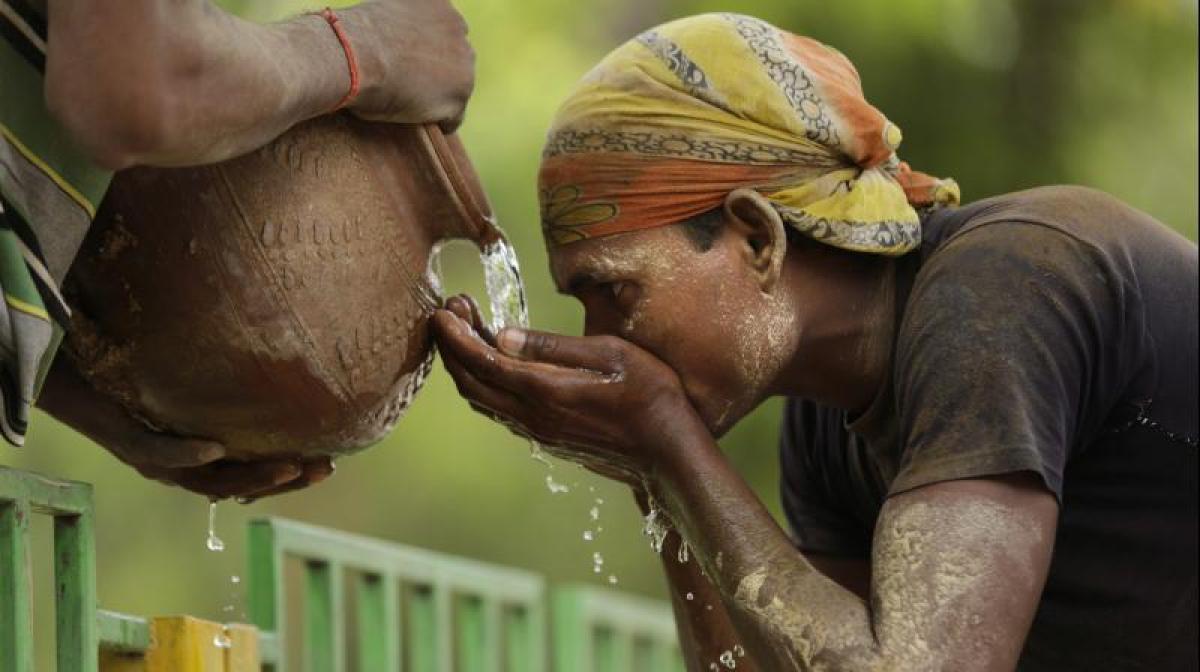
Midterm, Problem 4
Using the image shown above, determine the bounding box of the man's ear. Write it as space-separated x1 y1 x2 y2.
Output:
723 188 787 292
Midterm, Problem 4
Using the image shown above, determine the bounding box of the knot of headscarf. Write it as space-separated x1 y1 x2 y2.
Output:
538 13 960 255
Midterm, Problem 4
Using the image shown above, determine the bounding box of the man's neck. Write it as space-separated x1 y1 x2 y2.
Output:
772 251 897 414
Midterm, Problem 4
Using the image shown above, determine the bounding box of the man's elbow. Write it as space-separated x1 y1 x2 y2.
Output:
45 65 183 171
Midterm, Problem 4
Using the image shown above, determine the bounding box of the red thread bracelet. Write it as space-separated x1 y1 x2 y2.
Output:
313 7 359 111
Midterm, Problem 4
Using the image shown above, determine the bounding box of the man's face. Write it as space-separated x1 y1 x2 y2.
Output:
549 223 797 436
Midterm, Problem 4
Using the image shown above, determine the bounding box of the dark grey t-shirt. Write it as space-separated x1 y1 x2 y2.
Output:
779 186 1198 670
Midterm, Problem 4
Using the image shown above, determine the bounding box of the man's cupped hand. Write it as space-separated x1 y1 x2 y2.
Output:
433 295 705 486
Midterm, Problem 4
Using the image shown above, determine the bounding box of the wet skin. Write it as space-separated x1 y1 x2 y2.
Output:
434 189 1060 671
34 0 474 499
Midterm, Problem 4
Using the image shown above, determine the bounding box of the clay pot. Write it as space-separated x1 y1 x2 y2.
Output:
63 114 498 460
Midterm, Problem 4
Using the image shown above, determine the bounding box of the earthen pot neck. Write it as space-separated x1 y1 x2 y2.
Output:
419 124 502 248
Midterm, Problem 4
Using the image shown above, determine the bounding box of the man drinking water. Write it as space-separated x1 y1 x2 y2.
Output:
433 13 1198 670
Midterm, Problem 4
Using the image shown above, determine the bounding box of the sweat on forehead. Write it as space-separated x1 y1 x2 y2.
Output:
549 226 695 291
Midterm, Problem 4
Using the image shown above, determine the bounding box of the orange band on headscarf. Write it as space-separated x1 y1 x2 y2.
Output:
538 13 959 254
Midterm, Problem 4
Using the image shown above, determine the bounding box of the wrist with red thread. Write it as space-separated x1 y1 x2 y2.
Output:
311 7 360 111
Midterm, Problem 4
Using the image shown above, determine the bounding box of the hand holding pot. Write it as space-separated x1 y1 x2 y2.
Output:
346 0 475 131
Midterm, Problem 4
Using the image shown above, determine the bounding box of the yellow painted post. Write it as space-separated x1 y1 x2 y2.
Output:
98 616 262 672
144 617 225 672
224 623 260 671
98 650 145 672
98 616 260 672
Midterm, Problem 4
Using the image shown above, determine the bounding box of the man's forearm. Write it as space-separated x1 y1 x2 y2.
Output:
647 424 879 670
647 423 1052 671
46 0 364 169
634 490 761 671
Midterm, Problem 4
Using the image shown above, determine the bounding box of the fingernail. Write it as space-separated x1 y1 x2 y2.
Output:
498 328 525 354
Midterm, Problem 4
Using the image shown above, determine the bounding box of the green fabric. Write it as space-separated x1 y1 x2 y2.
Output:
0 39 112 214
1 0 106 446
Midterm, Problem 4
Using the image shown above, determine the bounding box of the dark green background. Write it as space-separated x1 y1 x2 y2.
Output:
6 0 1196 652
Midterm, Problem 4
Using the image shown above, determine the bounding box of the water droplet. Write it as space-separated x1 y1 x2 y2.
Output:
545 475 570 494
206 501 224 552
213 631 232 649
720 650 737 668
686 592 694 601
583 530 594 541
709 663 719 671
607 575 618 585
642 496 670 553
230 575 240 584
592 551 605 573
589 506 600 521
677 539 690 564
734 644 746 657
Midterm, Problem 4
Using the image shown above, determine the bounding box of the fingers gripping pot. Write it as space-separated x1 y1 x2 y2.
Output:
62 115 499 461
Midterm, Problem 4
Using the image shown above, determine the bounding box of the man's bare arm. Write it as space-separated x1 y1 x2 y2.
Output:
654 428 1058 671
430 315 1058 670
45 0 474 169
650 501 873 670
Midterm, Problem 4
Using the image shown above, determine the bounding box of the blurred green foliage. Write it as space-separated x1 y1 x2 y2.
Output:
5 0 1196 643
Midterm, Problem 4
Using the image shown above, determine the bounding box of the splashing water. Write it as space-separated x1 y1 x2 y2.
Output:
642 496 670 553
677 539 691 564
480 235 529 333
719 650 737 668
592 552 605 574
479 233 559 470
206 501 224 552
545 475 571 494
529 441 552 466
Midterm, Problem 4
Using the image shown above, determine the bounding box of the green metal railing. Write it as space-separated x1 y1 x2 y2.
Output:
247 517 548 671
3 465 684 670
0 466 97 672
553 587 684 672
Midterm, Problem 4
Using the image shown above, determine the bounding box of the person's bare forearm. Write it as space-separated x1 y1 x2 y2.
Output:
633 490 761 671
46 0 369 168
647 423 1054 671
650 429 880 670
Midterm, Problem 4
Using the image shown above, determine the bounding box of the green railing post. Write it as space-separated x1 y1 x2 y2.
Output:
503 604 537 671
0 466 97 672
354 573 399 670
0 496 33 671
304 560 336 671
407 584 439 672
56 506 97 672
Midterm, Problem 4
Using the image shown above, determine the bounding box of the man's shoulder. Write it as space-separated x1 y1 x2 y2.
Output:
922 185 1191 264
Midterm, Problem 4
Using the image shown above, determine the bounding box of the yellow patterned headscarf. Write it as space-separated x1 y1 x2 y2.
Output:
538 13 960 254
